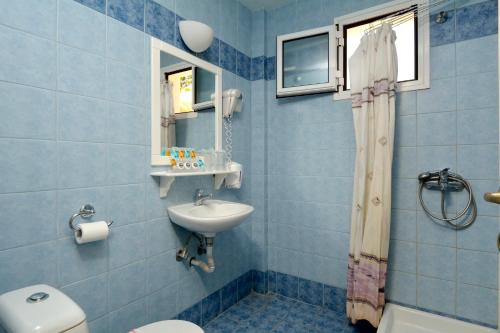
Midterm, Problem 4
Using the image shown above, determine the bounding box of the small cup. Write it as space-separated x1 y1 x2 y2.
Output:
214 151 227 170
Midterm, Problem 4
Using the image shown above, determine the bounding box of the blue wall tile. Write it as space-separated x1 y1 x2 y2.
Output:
88 315 109 333
0 191 57 250
58 0 106 55
418 245 456 281
457 71 498 109
198 38 220 65
268 270 277 293
58 45 106 98
0 26 57 89
251 56 265 81
221 279 238 311
457 283 498 326
456 35 498 76
277 272 299 298
145 0 175 44
147 285 177 322
457 215 499 253
456 0 498 42
265 56 276 81
202 291 221 325
220 41 237 74
0 242 58 294
386 270 417 306
417 276 456 315
107 17 145 69
73 0 106 13
177 302 202 326
0 82 56 140
58 142 107 188
109 260 147 310
108 102 146 145
61 274 108 320
107 60 145 107
0 139 57 193
458 144 499 179
58 93 107 142
108 0 145 31
458 249 497 288
237 51 251 81
146 250 177 292
430 11 456 47
253 270 268 294
109 299 148 332
430 44 456 80
108 144 146 184
0 0 57 39
109 223 146 269
107 184 145 226
457 108 499 144
298 278 323 306
237 271 253 300
58 237 107 285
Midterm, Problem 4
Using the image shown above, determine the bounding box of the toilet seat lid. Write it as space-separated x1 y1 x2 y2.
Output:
133 320 204 333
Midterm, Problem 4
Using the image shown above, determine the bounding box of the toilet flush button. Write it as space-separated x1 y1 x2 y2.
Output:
26 292 49 303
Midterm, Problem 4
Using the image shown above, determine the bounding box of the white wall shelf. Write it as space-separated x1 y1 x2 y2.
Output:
151 162 242 198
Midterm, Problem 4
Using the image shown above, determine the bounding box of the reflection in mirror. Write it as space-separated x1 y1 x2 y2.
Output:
159 51 215 153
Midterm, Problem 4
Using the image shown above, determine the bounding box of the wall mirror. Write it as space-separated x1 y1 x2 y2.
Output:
151 38 222 166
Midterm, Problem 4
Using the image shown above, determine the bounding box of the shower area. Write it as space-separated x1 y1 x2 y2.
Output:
252 0 500 331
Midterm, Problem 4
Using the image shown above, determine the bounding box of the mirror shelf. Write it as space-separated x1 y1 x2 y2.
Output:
151 162 242 198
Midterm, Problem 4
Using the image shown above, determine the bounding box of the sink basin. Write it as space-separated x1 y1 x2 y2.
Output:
167 200 254 236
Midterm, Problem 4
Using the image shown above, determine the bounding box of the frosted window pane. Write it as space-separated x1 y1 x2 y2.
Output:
283 33 329 88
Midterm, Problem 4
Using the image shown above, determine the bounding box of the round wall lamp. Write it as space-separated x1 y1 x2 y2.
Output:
178 20 214 53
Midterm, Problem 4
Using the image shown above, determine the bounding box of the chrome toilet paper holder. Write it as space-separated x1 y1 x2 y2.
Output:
69 204 113 231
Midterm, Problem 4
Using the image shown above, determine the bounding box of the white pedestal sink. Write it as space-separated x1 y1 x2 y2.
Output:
167 200 254 237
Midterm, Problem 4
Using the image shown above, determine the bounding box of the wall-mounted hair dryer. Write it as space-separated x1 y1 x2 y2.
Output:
222 89 242 118
221 89 242 168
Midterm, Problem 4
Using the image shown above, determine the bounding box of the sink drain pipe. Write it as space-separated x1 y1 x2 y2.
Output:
176 234 215 273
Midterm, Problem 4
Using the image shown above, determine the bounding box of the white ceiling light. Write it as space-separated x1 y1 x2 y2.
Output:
178 20 214 53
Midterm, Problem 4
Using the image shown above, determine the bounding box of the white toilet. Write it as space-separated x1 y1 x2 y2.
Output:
0 285 204 333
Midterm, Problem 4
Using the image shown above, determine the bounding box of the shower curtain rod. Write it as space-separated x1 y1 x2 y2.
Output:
364 0 451 32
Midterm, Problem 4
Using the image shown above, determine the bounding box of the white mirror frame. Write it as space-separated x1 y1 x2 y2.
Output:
150 37 222 166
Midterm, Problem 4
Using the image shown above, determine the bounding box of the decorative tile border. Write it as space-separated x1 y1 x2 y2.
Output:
176 270 253 326
73 0 497 83
254 270 497 330
72 0 251 79
430 0 497 47
253 270 346 314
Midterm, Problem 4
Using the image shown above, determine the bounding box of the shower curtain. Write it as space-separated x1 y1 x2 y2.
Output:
160 80 176 148
346 23 398 328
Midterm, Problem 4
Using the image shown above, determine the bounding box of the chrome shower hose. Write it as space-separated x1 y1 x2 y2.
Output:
418 173 477 230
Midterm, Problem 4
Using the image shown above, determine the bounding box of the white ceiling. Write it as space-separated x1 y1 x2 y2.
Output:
238 0 293 11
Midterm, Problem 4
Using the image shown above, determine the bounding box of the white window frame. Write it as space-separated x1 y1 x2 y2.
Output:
333 0 430 100
276 25 337 97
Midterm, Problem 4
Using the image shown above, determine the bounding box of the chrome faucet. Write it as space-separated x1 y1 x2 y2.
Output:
194 189 212 206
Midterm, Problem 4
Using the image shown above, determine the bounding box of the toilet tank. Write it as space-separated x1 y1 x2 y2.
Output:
0 285 88 333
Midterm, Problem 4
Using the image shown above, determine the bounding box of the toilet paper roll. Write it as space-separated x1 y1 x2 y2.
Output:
74 221 109 244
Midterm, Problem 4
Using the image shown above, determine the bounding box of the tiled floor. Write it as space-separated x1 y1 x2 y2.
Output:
203 293 377 333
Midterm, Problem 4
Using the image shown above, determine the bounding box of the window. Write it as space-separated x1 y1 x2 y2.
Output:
276 26 336 97
165 67 194 114
333 0 429 99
